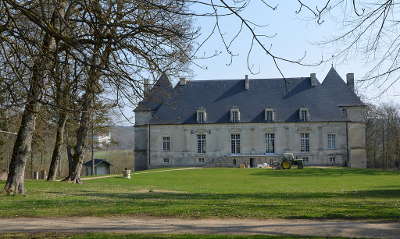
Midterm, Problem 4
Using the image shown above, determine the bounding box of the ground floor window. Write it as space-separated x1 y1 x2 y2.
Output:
329 156 336 163
328 133 336 149
197 134 206 153
162 136 171 151
300 133 310 152
231 134 241 154
302 156 309 162
198 157 205 163
163 158 170 164
265 133 275 153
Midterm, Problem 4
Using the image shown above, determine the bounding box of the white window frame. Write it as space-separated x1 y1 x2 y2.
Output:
299 108 309 121
162 136 171 152
163 158 170 164
231 134 241 154
328 133 336 150
300 133 310 152
198 157 205 163
265 109 275 121
265 133 275 153
230 108 240 122
197 109 207 123
329 156 336 163
197 134 206 154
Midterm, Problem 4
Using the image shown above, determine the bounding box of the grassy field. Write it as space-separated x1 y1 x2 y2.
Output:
0 233 358 239
0 167 400 219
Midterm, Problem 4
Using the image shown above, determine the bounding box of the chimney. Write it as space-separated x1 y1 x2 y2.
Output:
310 73 318 87
179 77 187 86
244 75 249 90
346 73 354 92
144 79 150 97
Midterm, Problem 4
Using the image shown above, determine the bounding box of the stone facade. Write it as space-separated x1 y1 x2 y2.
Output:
135 109 366 170
134 69 367 170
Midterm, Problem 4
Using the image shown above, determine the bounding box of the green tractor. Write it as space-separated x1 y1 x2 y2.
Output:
272 153 304 169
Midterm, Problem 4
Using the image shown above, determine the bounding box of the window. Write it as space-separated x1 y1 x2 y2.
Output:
299 108 309 121
302 156 309 162
265 109 274 121
162 137 170 152
231 108 240 122
197 134 206 153
328 133 336 149
233 159 237 165
197 109 207 123
163 158 170 164
231 134 241 154
329 156 336 163
198 158 205 163
265 133 275 153
300 133 310 152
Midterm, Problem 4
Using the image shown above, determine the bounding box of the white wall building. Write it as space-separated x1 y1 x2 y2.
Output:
134 68 367 170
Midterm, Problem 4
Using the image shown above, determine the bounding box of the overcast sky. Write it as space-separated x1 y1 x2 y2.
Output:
115 1 399 126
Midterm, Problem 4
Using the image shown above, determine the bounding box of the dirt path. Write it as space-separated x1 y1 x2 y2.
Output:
0 217 399 238
81 168 201 181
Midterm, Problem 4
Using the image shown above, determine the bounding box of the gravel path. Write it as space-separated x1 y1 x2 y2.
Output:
0 217 399 238
81 168 201 181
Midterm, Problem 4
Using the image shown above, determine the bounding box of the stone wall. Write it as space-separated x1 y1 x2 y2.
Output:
141 122 350 169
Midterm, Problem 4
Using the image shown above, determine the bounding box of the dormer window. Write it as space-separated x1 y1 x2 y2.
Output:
230 107 240 122
196 107 207 123
265 108 275 122
299 108 309 121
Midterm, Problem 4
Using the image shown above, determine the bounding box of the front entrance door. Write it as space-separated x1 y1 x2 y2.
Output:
250 158 255 168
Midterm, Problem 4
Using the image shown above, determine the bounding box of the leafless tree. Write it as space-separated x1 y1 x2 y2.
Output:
296 1 400 93
366 103 400 168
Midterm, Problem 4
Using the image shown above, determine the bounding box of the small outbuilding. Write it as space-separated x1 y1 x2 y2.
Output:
83 159 111 176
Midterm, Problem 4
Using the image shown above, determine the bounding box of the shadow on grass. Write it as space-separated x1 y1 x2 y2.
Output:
76 188 400 201
251 168 400 177
2 188 400 219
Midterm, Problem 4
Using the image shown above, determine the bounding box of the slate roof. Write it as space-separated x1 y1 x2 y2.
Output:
83 159 111 167
135 67 364 124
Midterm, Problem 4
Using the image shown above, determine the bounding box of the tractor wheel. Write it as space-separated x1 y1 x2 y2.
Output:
297 160 304 169
281 160 292 169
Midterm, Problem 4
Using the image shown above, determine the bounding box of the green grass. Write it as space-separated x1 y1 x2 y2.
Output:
0 233 361 239
1 168 400 219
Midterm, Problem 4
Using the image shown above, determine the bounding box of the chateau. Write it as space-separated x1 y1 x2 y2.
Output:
134 67 367 170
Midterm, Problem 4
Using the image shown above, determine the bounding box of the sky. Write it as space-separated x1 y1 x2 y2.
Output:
116 1 399 126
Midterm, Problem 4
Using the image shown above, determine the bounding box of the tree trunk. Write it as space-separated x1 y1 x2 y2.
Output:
64 41 106 183
47 113 67 181
4 98 39 194
3 15 55 193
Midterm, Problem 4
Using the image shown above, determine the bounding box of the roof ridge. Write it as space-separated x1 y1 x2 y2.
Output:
188 77 309 82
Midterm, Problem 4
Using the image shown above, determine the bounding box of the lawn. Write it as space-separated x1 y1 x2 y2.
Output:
0 167 400 220
0 233 357 239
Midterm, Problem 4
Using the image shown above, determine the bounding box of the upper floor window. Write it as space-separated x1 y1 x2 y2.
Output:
299 108 309 121
162 137 171 152
265 109 275 122
230 107 240 122
197 134 206 154
197 108 207 123
300 133 310 152
231 134 241 154
328 133 336 149
265 133 275 153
